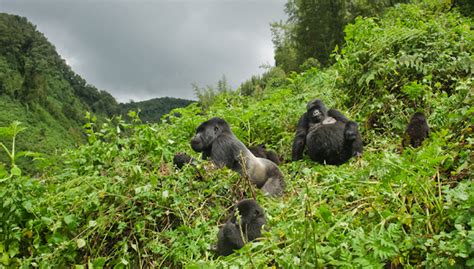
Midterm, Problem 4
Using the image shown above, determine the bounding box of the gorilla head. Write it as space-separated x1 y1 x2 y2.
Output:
248 144 282 165
173 153 195 169
344 121 359 141
306 99 328 124
344 121 363 157
191 117 230 153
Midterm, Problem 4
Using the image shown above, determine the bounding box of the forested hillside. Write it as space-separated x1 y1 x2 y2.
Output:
0 13 118 156
0 13 193 164
1 0 473 268
119 98 194 123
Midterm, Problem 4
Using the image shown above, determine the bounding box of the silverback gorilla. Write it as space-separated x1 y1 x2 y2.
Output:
292 99 363 165
402 112 430 148
217 199 266 256
191 117 285 196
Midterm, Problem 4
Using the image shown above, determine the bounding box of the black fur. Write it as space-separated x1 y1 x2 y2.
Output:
173 153 195 169
402 112 429 148
248 144 281 165
217 199 266 256
344 121 363 157
292 99 363 165
191 118 285 196
291 113 310 161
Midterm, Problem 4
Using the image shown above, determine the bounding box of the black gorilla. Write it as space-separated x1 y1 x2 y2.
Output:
292 99 363 165
191 117 285 196
173 152 195 169
402 112 429 148
248 144 282 165
217 199 266 256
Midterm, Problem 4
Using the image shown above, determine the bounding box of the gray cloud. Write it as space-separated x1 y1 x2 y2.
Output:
1 0 287 102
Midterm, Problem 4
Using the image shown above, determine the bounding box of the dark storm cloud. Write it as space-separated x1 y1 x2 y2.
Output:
1 0 286 102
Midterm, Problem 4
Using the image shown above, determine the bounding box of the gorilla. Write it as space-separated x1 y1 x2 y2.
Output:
217 199 266 256
248 144 282 165
173 152 195 169
292 99 363 165
191 117 285 196
402 112 429 148
172 152 204 180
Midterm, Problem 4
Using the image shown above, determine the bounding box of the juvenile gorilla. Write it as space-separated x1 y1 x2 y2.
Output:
292 99 363 165
191 117 285 196
217 199 266 256
402 112 429 148
173 152 195 169
248 144 282 165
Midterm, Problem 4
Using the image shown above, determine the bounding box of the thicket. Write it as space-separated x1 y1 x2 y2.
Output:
0 0 473 268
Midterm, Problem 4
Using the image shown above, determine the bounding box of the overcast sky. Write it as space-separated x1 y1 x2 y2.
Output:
0 0 287 102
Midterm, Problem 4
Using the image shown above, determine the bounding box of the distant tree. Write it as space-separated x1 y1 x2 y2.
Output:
238 67 287 96
193 75 233 108
273 0 408 71
453 0 474 16
270 21 299 73
216 74 231 93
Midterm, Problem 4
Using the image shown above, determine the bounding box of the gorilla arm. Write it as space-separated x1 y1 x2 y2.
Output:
217 222 245 256
328 108 349 123
291 113 309 161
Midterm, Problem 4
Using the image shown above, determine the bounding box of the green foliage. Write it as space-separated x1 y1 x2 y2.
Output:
0 121 44 266
1 1 473 267
272 0 408 71
0 121 35 180
238 66 287 96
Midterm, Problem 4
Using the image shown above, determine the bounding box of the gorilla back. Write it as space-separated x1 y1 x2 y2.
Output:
306 121 354 165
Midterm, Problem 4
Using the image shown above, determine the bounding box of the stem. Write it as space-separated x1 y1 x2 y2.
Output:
239 153 256 200
0 143 12 160
11 131 16 166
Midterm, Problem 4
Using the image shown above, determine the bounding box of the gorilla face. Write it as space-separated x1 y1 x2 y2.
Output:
311 108 324 122
411 112 427 125
307 99 328 124
190 117 231 152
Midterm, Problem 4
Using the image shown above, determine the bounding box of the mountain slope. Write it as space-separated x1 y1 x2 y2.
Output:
0 13 119 157
0 13 193 165
119 97 194 123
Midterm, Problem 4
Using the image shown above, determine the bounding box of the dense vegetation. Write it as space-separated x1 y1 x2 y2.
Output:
119 98 194 123
1 0 473 268
271 0 409 72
